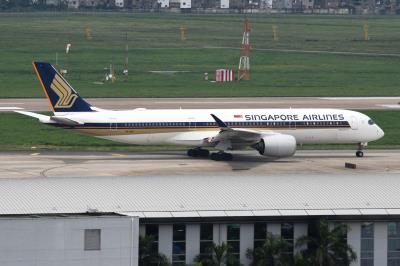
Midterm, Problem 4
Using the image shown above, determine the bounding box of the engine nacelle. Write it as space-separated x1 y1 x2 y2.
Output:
253 134 297 158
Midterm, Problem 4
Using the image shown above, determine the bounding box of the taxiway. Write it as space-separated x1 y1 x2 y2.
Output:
0 150 399 179
0 97 400 112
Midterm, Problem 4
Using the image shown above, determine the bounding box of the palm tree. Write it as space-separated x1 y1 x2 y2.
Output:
246 233 292 266
195 242 239 266
295 218 357 266
139 235 171 266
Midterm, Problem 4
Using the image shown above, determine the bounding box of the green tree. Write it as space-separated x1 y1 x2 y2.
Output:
295 219 357 266
246 233 292 266
139 235 171 266
195 242 239 266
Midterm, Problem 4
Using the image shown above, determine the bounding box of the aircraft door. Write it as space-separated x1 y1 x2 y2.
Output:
110 118 118 131
350 116 358 130
188 117 196 129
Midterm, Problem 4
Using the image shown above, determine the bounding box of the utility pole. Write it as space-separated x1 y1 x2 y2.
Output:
124 32 129 77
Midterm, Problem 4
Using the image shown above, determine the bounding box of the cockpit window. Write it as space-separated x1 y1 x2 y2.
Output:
368 119 375 125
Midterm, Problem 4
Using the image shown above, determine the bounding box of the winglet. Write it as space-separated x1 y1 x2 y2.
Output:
211 114 229 129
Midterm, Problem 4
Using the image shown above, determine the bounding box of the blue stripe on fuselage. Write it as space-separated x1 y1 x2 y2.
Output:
53 120 350 129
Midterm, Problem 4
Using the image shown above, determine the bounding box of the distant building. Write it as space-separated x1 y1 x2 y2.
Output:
80 0 99 7
67 0 79 8
115 0 124 7
0 215 138 265
158 0 170 8
303 0 314 9
27 0 398 12
221 0 230 8
273 0 292 9
180 0 191 8
260 0 273 9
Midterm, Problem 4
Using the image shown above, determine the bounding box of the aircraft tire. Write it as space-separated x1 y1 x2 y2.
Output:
210 153 220 161
188 149 210 158
187 149 198 157
223 153 233 161
356 150 364 158
210 152 233 161
199 149 210 157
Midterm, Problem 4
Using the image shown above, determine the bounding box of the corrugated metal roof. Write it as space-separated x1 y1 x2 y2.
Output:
279 210 308 216
306 210 335 216
0 173 399 217
332 209 361 216
198 211 226 217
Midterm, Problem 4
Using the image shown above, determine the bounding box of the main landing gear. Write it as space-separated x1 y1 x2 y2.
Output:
186 148 233 161
187 148 210 158
356 143 365 158
210 152 233 161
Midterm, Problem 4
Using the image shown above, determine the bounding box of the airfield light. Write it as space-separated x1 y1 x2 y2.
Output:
272 24 279 41
180 26 187 41
85 26 93 40
363 23 369 41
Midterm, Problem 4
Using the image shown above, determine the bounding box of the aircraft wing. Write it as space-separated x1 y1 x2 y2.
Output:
207 114 265 150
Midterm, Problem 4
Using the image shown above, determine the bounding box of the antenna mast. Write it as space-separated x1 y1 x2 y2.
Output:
238 16 250 81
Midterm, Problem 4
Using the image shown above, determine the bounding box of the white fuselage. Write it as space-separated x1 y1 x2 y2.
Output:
55 108 384 148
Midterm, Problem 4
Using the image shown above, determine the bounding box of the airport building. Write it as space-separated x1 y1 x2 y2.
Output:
1 174 400 266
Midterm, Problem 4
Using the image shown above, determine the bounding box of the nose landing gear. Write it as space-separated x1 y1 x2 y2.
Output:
356 143 365 157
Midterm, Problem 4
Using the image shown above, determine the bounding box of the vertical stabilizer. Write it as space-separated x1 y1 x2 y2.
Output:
32 62 94 113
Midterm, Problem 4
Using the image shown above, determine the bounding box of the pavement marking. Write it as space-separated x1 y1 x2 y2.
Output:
0 150 399 178
111 153 126 157
0 107 23 110
30 153 40 156
321 97 400 100
377 104 400 109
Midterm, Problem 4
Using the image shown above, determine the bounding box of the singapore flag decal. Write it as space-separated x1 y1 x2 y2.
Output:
234 114 243 119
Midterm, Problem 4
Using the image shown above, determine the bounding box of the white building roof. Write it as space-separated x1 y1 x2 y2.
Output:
1 174 400 217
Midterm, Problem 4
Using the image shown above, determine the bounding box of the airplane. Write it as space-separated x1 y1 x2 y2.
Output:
16 62 384 161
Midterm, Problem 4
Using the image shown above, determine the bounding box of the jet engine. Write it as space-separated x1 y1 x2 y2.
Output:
252 134 297 158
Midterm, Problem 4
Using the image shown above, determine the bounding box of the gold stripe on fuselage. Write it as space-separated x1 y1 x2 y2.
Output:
67 125 348 137
73 127 218 136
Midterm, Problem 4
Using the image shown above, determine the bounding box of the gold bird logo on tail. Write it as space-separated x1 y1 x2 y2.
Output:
50 74 78 108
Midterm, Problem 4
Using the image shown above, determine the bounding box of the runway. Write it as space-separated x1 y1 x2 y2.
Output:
1 150 399 179
0 97 400 112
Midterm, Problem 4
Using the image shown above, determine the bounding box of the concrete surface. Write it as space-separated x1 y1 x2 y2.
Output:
0 150 398 179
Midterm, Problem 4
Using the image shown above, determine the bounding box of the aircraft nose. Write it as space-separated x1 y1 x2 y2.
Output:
377 126 384 139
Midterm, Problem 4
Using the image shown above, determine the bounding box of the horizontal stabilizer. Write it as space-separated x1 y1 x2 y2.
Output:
15 111 82 126
14 111 52 123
